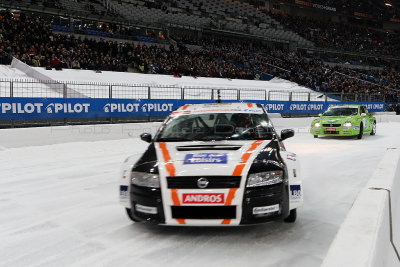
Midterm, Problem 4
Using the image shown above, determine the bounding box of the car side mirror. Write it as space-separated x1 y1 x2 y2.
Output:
318 113 322 116
361 113 366 116
140 133 152 143
281 129 294 140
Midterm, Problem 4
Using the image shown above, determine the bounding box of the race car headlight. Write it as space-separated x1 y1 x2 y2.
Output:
343 122 353 127
313 122 321 128
131 171 160 188
246 171 283 187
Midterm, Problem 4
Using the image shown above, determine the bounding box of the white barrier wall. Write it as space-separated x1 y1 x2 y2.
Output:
2 114 399 148
0 122 162 148
322 148 400 267
10 58 87 98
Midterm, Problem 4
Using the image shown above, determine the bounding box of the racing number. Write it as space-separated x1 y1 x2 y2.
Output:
291 190 301 198
290 185 301 200
360 106 368 130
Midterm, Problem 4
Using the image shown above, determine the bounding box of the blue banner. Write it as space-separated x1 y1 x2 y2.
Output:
263 101 386 114
0 97 386 120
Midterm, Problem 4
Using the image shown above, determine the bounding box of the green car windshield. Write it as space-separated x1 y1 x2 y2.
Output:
156 113 275 141
323 107 358 116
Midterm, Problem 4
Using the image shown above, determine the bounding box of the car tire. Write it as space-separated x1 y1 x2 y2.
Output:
313 135 318 138
126 208 139 222
357 123 363 139
370 122 376 135
284 209 297 223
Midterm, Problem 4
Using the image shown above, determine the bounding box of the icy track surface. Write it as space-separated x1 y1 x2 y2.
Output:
1 121 400 267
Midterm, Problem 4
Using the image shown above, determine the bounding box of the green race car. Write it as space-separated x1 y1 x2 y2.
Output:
310 104 376 139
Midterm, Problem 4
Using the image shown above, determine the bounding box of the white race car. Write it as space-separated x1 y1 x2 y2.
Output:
119 103 303 226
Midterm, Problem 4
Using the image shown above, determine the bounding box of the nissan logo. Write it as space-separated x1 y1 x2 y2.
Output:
197 178 209 189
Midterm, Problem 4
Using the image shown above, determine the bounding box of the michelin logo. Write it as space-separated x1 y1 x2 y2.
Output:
46 103 54 113
0 102 90 114
103 103 174 113
103 103 139 113
142 103 174 113
0 102 43 114
184 153 228 164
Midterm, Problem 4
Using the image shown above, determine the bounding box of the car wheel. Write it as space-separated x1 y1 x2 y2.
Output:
370 122 376 135
357 123 363 139
126 208 139 222
284 209 297 223
313 135 318 138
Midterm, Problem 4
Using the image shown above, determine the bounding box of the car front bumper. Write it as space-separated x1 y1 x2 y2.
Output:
128 183 290 225
310 126 360 136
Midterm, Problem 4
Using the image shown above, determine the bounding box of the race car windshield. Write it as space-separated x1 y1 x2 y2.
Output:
156 113 275 141
323 107 358 116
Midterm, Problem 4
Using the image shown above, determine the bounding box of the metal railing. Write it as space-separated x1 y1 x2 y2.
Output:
0 78 391 103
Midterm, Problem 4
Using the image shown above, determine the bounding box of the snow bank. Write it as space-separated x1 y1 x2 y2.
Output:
375 113 400 123
0 123 161 148
322 148 400 267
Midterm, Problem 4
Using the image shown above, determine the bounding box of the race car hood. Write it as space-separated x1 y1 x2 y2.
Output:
167 141 254 162
319 116 354 124
154 140 272 176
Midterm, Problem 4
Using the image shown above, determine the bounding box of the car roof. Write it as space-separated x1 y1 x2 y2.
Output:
329 104 362 109
173 102 264 115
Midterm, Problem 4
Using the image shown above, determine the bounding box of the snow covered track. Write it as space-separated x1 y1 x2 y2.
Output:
1 119 400 267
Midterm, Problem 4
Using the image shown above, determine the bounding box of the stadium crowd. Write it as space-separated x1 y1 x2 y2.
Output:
282 0 400 21
0 10 398 100
269 11 400 57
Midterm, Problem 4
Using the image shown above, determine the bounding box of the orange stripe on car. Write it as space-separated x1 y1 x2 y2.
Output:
159 142 176 177
225 188 238 206
182 105 189 110
221 219 231 225
221 188 239 225
232 140 264 176
159 143 185 224
175 219 186 224
171 189 180 205
222 141 263 225
171 189 186 224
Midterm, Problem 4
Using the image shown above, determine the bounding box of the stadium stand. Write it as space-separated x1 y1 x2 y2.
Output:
0 0 399 102
107 0 313 46
269 11 400 57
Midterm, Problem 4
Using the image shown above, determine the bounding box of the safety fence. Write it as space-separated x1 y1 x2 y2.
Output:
0 78 391 128
0 78 394 103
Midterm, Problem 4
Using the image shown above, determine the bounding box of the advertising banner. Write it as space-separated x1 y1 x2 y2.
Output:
294 0 336 11
0 97 386 120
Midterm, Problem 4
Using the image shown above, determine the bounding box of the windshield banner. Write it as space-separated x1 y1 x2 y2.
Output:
0 97 386 120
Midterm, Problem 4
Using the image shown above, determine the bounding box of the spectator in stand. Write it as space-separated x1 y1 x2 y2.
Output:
32 56 41 67
71 59 80 69
396 102 400 115
49 56 61 69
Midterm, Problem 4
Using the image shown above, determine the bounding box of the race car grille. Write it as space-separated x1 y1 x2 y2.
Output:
324 130 339 134
322 124 341 127
167 176 241 189
171 206 236 219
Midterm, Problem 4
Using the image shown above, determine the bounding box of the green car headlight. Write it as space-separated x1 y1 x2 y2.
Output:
313 122 321 128
343 122 353 127
246 171 283 187
131 171 160 188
